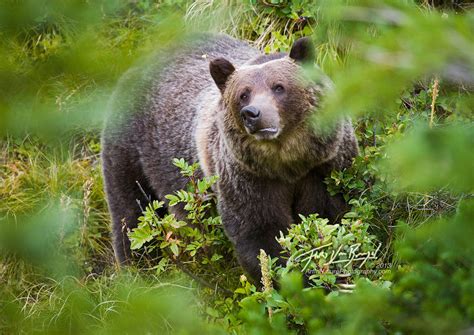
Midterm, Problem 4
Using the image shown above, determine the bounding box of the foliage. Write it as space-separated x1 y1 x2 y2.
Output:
0 136 111 276
1 271 216 335
0 0 188 137
277 214 381 290
128 159 239 292
1 0 473 334
236 198 474 335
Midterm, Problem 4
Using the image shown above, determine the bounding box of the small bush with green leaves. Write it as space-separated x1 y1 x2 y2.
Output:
277 214 381 290
128 158 239 291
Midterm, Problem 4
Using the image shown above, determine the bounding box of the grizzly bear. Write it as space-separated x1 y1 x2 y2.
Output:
101 34 358 281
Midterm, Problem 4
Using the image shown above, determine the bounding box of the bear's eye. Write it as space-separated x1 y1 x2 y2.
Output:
273 84 285 94
240 92 249 101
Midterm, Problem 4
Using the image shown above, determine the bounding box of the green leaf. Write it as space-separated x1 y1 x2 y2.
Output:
170 243 179 256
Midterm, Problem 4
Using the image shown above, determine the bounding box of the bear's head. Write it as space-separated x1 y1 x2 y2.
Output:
210 37 328 141
209 37 342 179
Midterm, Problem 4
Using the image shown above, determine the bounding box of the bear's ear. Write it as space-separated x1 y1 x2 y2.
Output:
289 37 314 64
210 58 235 93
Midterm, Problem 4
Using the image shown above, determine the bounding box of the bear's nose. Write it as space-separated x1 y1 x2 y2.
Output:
240 106 261 124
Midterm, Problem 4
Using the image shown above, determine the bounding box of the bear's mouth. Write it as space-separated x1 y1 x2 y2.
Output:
250 127 280 141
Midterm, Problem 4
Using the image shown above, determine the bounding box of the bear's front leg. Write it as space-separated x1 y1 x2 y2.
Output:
217 177 293 282
293 168 350 224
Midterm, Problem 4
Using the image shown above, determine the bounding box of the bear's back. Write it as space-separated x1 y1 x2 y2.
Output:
103 35 262 199
141 34 260 175
148 34 259 130
104 35 259 143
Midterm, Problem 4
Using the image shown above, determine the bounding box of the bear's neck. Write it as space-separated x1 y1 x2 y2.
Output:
216 123 344 182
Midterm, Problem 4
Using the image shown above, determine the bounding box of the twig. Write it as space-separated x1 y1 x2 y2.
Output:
136 180 152 203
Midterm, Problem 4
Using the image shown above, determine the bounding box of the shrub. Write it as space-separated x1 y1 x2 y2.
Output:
277 214 381 290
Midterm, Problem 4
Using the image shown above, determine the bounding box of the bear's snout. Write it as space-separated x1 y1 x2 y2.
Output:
240 105 280 140
240 106 261 128
239 102 281 140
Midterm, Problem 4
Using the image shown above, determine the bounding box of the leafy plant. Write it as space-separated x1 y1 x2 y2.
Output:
277 214 381 290
128 158 238 292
